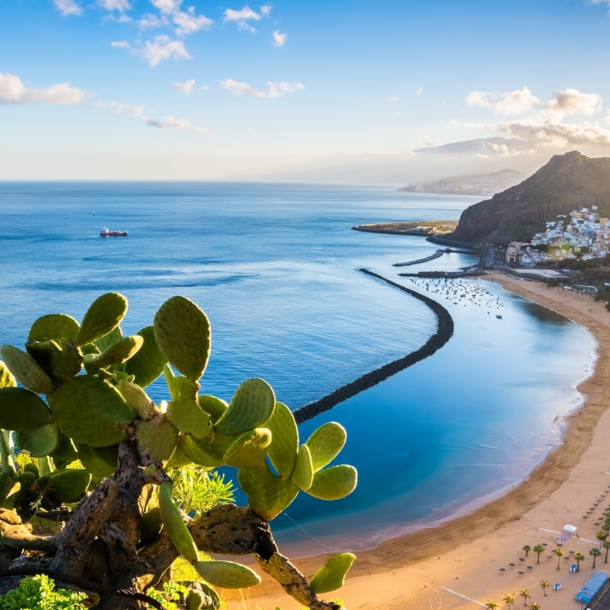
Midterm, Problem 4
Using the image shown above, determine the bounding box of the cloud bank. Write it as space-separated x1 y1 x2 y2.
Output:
220 79 304 98
0 73 86 104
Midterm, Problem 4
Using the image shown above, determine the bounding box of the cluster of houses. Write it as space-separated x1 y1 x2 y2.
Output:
506 206 610 266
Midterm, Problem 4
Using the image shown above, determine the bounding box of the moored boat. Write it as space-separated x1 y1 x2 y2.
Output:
100 227 128 237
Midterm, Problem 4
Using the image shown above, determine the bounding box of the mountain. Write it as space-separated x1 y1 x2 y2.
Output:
413 137 531 155
452 151 610 245
399 169 522 196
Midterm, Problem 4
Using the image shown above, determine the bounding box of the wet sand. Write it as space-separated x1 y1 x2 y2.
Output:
240 273 610 610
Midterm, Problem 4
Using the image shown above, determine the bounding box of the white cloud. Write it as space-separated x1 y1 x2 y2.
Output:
223 7 261 31
173 7 213 34
144 115 191 129
99 0 131 10
220 78 304 98
415 88 423 95
54 0 83 16
492 119 610 147
272 30 287 47
466 86 540 115
111 40 130 47
543 88 603 119
194 126 210 134
389 96 398 102
172 79 196 94
137 35 190 66
91 101 145 116
138 13 169 28
260 4 271 16
0 73 86 105
151 0 181 14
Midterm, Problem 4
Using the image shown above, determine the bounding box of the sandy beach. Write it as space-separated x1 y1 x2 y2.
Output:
235 273 610 610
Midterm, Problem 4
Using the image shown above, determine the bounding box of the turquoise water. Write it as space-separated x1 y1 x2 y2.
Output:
0 183 594 554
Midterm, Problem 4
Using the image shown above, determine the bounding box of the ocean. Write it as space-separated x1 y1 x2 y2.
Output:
0 182 594 555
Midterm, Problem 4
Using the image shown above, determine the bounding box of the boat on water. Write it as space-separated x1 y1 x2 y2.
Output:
100 227 128 237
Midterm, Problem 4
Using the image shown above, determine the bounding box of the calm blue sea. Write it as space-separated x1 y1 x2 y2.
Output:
0 182 594 555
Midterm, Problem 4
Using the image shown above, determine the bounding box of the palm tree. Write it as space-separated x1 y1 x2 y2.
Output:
533 545 544 565
503 593 515 610
604 541 610 564
555 547 564 570
520 589 530 607
591 547 602 569
597 530 608 549
540 580 550 597
523 545 531 557
575 551 585 571
485 601 499 610
530 603 540 610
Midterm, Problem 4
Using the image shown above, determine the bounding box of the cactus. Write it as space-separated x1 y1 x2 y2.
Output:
266 402 299 477
306 465 357 500
154 296 211 381
310 554 356 594
48 376 134 447
186 588 206 610
306 422 347 473
215 378 275 436
0 346 54 395
28 313 80 342
74 292 128 346
158 481 199 563
124 326 167 387
194 560 261 589
223 428 272 468
291 444 314 491
0 293 357 610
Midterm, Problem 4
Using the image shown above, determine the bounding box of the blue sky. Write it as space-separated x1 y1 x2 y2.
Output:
2 0 610 181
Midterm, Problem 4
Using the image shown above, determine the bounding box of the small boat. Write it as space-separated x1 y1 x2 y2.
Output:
100 227 128 237
496 314 502 319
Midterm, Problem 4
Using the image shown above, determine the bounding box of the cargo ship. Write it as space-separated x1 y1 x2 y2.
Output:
100 227 128 237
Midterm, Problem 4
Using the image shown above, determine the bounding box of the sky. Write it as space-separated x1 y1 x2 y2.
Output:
2 0 610 182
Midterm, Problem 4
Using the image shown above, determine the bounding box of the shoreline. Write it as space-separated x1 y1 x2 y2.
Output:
245 273 610 610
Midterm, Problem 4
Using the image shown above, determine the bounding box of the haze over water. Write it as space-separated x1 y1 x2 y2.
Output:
0 182 593 554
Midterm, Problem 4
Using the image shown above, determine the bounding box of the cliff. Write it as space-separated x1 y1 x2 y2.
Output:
452 151 610 245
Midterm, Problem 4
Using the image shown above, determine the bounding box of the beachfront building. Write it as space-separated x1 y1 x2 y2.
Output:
507 206 610 266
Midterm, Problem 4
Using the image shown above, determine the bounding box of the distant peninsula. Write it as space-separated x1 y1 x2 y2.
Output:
352 220 457 236
399 169 522 197
453 151 610 245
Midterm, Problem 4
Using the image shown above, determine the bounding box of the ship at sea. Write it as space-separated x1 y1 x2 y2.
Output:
100 227 128 237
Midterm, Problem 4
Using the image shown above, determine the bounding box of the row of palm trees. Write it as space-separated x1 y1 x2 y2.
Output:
485 583 550 610
522 535 610 571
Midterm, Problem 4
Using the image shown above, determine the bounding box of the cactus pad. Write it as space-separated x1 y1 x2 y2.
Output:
193 431 238 462
139 506 162 547
48 376 135 447
291 444 313 491
77 444 116 477
75 293 128 346
0 345 54 395
85 335 143 369
28 314 80 342
0 362 16 389
158 481 199 563
165 444 194 469
305 422 347 472
309 553 355 594
15 424 60 457
116 379 157 420
223 428 272 468
186 589 206 610
136 417 178 463
194 560 261 589
166 377 212 439
305 465 357 501
215 378 275 436
94 326 122 353
90 444 120 468
48 469 92 504
266 402 298 478
198 395 228 424
50 433 78 464
154 296 211 381
26 340 83 382
179 435 223 468
124 326 167 387
0 388 52 431
238 461 299 520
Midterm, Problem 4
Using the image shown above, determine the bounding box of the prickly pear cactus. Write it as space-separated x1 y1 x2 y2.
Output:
0 293 357 609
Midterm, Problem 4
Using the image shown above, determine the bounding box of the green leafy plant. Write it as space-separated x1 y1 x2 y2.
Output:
0 575 86 610
0 294 357 610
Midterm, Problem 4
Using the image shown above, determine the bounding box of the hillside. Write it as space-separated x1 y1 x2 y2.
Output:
452 151 610 245
399 169 522 196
